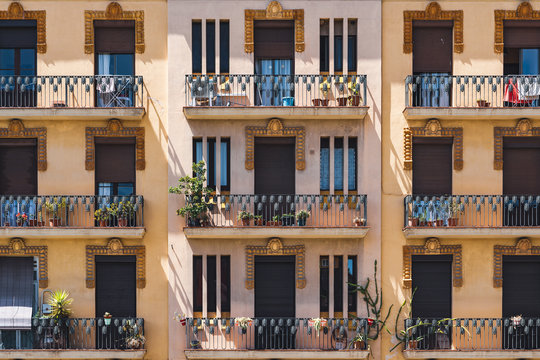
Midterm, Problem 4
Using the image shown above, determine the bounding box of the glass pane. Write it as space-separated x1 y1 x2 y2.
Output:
348 143 357 191
0 330 17 349
117 182 134 196
320 146 330 191
20 49 35 74
19 330 32 349
0 49 14 70
98 182 113 196
220 141 228 187
521 49 540 75
97 54 114 75
114 54 134 75
194 140 203 163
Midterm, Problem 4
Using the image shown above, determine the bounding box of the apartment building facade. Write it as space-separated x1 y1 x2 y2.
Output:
168 1 381 359
382 0 540 359
0 0 168 359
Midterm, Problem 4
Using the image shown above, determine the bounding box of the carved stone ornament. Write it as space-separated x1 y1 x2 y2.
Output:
245 238 305 289
494 2 540 53
0 120 47 170
85 119 145 171
0 238 48 288
403 238 462 288
404 119 463 170
493 238 540 287
245 119 305 170
0 3 46 53
245 1 304 53
85 2 145 54
86 239 145 288
403 2 464 53
493 119 540 170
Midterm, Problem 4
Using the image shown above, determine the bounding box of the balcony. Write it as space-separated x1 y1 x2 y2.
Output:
184 317 370 359
0 317 145 359
183 74 369 120
0 75 145 121
402 317 540 359
0 195 145 239
403 195 540 239
404 75 540 120
184 194 368 240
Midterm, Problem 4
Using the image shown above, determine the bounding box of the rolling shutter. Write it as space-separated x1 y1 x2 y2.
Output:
412 137 453 195
503 255 540 317
95 137 136 183
95 255 136 318
254 137 295 195
411 255 452 318
255 255 295 318
504 20 540 48
0 20 37 48
94 20 135 53
0 139 37 195
503 137 540 195
254 20 294 59
413 20 453 74
0 257 34 329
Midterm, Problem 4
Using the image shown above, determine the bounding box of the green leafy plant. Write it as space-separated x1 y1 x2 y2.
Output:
124 319 146 349
296 210 310 220
44 198 67 219
272 214 282 221
237 211 253 221
118 201 135 220
235 317 252 329
47 290 73 319
94 203 118 222
348 332 367 349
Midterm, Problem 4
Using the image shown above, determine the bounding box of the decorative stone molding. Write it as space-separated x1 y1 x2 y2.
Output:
245 238 305 290
493 238 540 287
84 2 145 54
403 238 462 288
403 2 463 53
0 120 47 171
494 119 540 170
245 118 305 170
0 238 48 288
494 2 540 53
86 238 145 289
85 119 145 171
404 119 463 170
0 3 46 53
244 1 304 53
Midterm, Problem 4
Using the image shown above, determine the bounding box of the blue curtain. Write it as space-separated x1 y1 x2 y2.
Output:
256 59 293 106
1 198 37 227
348 147 356 191
320 148 330 191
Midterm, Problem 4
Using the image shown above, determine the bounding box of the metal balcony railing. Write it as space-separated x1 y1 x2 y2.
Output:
0 75 144 108
185 74 367 107
405 74 540 108
188 194 367 227
186 317 369 351
1 195 144 228
403 317 540 351
0 317 144 350
404 195 540 228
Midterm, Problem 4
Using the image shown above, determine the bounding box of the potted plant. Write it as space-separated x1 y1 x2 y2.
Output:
408 214 418 227
335 76 349 106
28 212 44 227
418 211 427 227
94 203 117 227
118 200 135 227
314 79 331 106
44 198 66 227
436 212 444 227
103 312 112 326
477 99 490 107
169 161 212 227
253 215 263 226
43 289 73 349
448 199 461 227
282 213 295 226
296 210 310 226
190 340 201 349
349 332 367 350
16 212 27 227
308 317 328 332
353 217 366 226
235 317 252 334
237 210 253 226
124 319 146 349
348 79 362 106
269 214 282 226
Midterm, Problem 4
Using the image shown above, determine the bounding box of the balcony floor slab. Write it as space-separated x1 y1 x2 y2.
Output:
184 106 369 120
0 107 145 121
184 227 369 239
403 227 540 239
0 227 146 240
403 350 540 359
0 349 146 359
185 349 370 359
403 107 540 121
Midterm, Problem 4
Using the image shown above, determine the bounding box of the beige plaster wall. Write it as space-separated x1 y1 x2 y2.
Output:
168 1 382 359
381 0 540 358
0 0 169 358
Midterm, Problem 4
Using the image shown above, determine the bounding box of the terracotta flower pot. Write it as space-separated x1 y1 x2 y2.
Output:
408 340 418 350
17 221 23 227
254 218 263 226
350 95 361 106
118 218 129 227
447 218 458 226
337 97 348 106
477 100 490 107
408 218 419 227
99 220 108 227
241 218 250 226
49 218 61 227
436 219 444 227
312 98 329 106
427 221 434 227
28 219 37 227
353 340 366 350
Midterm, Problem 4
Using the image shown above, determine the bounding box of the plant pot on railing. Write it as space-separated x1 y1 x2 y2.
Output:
408 217 419 227
282 214 295 226
312 98 329 106
349 95 362 106
49 218 61 227
282 97 295 106
190 340 201 349
447 217 458 226
337 97 349 106
477 100 491 107
408 339 419 350
254 216 264 226
118 218 129 227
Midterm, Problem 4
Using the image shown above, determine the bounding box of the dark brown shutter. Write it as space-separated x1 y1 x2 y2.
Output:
412 137 453 195
503 137 540 194
0 139 37 195
95 137 135 183
503 255 540 317
94 20 135 53
254 20 294 59
254 137 295 195
411 255 452 318
0 20 37 48
255 255 295 317
413 20 453 74
95 255 136 318
504 20 540 48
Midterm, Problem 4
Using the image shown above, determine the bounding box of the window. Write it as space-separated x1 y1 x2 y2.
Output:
220 138 230 191
334 255 343 315
348 137 357 191
207 256 217 315
219 20 230 74
207 138 216 189
221 255 231 314
412 137 452 195
347 256 357 314
193 137 230 191
334 137 344 191
347 19 357 73
206 20 216 74
95 137 135 196
320 256 329 314
411 255 452 318
192 20 202 73
334 19 343 73
193 255 203 314
503 20 540 75
320 138 330 191
0 139 37 195
320 19 329 73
